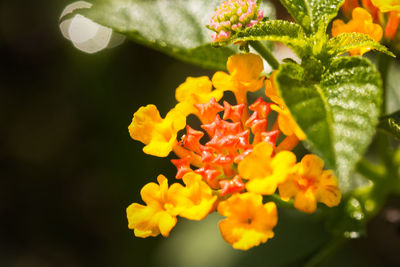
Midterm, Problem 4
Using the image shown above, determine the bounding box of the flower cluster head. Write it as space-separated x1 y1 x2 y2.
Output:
340 0 400 44
126 53 341 250
207 0 264 42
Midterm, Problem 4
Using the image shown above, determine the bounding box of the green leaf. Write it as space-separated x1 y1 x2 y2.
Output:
326 33 395 58
386 58 400 113
378 110 400 140
279 0 344 35
217 20 308 57
275 57 382 190
67 0 274 70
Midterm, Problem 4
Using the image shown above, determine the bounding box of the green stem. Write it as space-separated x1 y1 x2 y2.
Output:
376 54 394 167
249 41 280 70
264 193 294 209
377 54 391 115
304 238 346 267
355 158 386 181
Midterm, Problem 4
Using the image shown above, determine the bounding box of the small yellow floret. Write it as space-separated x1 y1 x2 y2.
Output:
218 192 277 250
265 79 284 106
178 172 218 220
371 0 400 13
266 77 306 141
278 155 342 214
331 7 383 55
238 142 296 195
212 53 265 103
128 105 186 157
126 175 187 238
175 76 223 116
271 104 307 140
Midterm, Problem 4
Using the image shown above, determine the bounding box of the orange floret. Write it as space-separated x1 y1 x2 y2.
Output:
332 7 383 55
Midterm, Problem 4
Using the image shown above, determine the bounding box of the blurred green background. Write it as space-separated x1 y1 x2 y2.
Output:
1 0 400 266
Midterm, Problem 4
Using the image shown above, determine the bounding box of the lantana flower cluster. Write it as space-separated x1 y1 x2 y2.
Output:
207 0 264 42
338 0 400 53
126 53 342 250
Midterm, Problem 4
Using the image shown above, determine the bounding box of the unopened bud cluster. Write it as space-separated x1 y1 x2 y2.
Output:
208 0 264 42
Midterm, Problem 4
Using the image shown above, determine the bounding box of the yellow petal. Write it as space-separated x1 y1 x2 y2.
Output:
270 151 297 183
294 188 317 213
128 105 186 157
271 104 306 140
238 142 274 180
265 78 284 106
240 143 295 195
293 123 307 140
127 203 160 238
126 174 192 238
165 107 187 133
212 71 235 92
299 154 324 177
218 192 262 218
175 76 223 116
213 53 265 101
246 177 280 195
241 77 265 93
134 228 153 238
246 150 295 195
178 172 217 220
140 181 162 208
316 170 341 207
277 111 295 136
129 104 162 145
278 168 299 201
218 193 277 250
219 220 273 250
278 155 341 213
158 211 177 237
175 76 213 103
227 53 264 82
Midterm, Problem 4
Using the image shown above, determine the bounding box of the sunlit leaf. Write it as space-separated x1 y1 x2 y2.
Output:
216 20 308 57
326 33 394 58
67 0 274 70
275 57 382 190
279 0 344 35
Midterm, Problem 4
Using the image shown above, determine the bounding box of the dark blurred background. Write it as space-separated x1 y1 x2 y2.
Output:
1 0 400 266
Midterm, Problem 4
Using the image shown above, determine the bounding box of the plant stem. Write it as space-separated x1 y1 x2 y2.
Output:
264 193 294 209
377 53 391 115
356 157 386 181
304 237 346 267
249 41 280 70
377 54 394 166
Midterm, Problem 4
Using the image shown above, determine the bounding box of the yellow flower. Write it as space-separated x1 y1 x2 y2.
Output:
371 0 400 12
128 104 186 157
126 175 187 238
331 7 383 55
271 104 307 140
278 155 342 214
175 76 223 116
178 172 218 220
238 142 296 195
265 78 284 106
266 76 306 141
218 192 277 250
212 53 265 103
